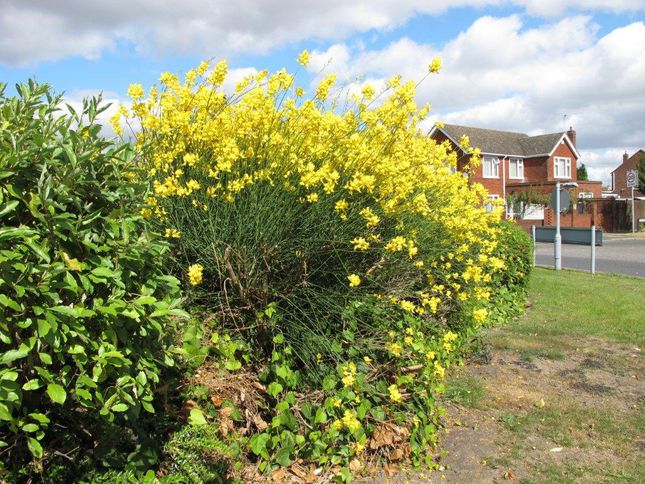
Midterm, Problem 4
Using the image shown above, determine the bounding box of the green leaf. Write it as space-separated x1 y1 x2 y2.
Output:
29 413 50 424
38 352 53 365
274 444 294 467
266 382 283 397
314 408 327 424
22 423 39 433
188 408 208 426
27 437 43 458
46 383 67 405
91 267 117 278
0 200 19 217
25 240 50 263
0 347 30 365
22 379 42 391
0 294 21 312
111 403 129 412
249 433 270 458
0 402 12 421
37 319 51 337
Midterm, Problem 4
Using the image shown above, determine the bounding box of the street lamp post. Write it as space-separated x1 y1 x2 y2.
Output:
554 182 562 270
554 182 578 271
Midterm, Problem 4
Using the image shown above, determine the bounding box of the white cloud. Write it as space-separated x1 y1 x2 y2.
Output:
308 16 645 184
1 0 644 66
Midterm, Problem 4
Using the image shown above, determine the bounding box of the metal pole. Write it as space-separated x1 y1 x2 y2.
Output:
554 182 561 270
590 225 595 274
632 187 636 233
532 225 536 267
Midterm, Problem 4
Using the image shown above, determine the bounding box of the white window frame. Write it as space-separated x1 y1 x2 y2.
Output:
483 156 500 179
485 194 500 212
509 158 524 179
554 157 571 179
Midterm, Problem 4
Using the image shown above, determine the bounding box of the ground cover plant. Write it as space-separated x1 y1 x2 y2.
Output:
0 81 185 481
105 57 533 481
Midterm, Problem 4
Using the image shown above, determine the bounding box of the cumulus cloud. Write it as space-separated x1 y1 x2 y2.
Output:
307 16 645 184
1 0 644 66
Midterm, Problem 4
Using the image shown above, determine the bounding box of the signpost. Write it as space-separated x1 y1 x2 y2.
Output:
627 169 638 233
550 183 573 271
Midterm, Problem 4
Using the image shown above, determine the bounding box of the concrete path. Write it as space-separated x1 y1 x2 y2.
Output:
534 234 645 277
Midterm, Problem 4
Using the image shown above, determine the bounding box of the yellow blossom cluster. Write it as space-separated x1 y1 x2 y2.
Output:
188 264 203 286
341 362 357 387
118 57 508 314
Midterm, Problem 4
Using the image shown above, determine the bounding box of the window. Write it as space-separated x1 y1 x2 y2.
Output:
483 156 499 178
509 158 524 179
554 157 571 179
485 194 500 212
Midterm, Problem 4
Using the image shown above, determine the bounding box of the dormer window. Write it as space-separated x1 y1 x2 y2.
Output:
554 157 571 179
483 156 500 178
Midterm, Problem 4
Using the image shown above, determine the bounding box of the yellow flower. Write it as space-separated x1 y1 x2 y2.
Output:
351 237 370 251
429 57 442 74
188 264 203 286
399 300 416 313
473 308 488 324
164 228 181 238
127 83 145 100
404 336 413 345
426 350 436 360
363 356 372 364
434 361 445 378
297 50 310 67
347 274 361 288
333 398 342 408
306 192 319 202
388 342 402 357
443 331 458 342
385 236 407 252
342 374 355 387
388 384 402 403
342 409 361 432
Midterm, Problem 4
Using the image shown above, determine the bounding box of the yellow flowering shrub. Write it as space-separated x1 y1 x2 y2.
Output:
113 57 531 478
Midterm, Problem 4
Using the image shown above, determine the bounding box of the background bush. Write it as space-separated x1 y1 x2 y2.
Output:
0 81 185 479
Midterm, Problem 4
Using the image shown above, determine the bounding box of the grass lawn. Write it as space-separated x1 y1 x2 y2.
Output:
441 267 645 483
515 268 644 345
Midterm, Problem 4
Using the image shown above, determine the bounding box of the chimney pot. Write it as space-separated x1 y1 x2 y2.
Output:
623 151 629 163
566 126 576 148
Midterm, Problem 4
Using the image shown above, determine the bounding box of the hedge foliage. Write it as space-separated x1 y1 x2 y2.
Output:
0 81 185 478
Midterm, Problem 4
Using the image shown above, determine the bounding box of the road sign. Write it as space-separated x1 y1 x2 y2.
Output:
550 188 570 213
627 169 638 188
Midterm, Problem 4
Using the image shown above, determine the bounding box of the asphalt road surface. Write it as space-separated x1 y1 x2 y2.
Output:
534 235 645 278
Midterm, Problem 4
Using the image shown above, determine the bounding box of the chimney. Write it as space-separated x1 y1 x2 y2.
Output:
623 151 629 164
566 126 576 148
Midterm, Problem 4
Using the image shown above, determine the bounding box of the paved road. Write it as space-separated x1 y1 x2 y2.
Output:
534 235 645 277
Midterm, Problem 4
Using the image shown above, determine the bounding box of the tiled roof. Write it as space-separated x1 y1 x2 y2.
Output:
439 124 567 157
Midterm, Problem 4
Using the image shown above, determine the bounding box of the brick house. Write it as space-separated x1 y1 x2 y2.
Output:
610 149 645 198
428 123 604 228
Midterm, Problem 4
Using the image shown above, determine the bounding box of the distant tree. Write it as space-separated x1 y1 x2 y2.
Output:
576 162 588 181
638 155 645 194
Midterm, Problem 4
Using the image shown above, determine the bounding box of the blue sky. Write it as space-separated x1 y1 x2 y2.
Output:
1 1 644 183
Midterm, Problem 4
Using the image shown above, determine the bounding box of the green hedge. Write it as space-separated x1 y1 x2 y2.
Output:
0 81 185 479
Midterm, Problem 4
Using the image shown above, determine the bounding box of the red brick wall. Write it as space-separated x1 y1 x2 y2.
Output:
523 156 548 182
611 150 645 198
